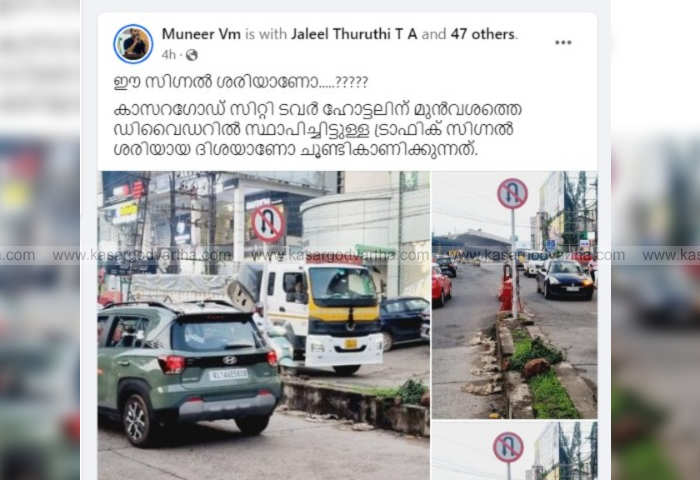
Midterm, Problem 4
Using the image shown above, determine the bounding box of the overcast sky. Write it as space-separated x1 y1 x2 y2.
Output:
431 421 548 480
432 172 552 247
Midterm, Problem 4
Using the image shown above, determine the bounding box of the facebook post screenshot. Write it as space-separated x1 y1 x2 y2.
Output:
81 2 609 480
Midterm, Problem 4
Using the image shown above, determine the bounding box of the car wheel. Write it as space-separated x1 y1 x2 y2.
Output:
236 414 271 436
123 393 156 448
333 365 361 376
382 331 393 352
544 283 551 299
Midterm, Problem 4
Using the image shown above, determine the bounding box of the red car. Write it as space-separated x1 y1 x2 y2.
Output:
432 263 452 307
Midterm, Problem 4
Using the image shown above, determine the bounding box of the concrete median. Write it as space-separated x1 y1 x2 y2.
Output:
281 377 430 436
494 312 597 419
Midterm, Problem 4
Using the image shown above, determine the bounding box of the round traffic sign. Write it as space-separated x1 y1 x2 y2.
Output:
251 204 285 244
497 178 528 209
493 432 524 463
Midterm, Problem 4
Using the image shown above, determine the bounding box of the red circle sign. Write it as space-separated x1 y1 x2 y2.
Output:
251 204 286 243
497 178 528 209
493 431 524 463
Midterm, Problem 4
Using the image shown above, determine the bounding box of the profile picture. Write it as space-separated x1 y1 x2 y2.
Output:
114 25 153 64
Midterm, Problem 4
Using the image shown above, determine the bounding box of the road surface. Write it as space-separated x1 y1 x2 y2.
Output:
520 269 598 387
432 262 597 419
432 263 505 419
294 342 429 390
99 410 428 480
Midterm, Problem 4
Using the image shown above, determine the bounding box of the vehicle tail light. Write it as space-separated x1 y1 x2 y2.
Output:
158 355 185 374
185 396 203 403
62 412 80 444
259 389 272 396
267 350 278 367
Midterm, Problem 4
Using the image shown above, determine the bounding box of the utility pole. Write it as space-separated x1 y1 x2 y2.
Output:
167 172 180 274
207 172 218 275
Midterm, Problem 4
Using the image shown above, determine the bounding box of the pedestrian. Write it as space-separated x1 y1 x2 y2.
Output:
588 258 597 284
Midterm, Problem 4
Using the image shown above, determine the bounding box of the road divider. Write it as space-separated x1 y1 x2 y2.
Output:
281 377 430 436
494 312 596 419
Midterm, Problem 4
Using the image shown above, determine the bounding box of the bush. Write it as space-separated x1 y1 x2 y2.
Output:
396 380 427 405
509 337 563 372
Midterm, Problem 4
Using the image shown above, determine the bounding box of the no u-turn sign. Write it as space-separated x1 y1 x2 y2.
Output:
493 431 524 463
251 204 285 243
497 178 528 209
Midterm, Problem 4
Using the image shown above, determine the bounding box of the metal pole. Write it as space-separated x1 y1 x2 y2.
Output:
507 462 512 480
511 209 518 319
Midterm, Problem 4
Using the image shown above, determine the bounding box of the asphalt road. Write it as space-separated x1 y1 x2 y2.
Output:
293 342 429 390
431 263 505 419
519 268 598 387
99 410 428 480
431 262 598 419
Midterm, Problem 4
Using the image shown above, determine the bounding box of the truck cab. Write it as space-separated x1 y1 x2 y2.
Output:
257 263 383 375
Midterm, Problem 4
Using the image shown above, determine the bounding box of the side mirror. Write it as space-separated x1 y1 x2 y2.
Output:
268 326 287 338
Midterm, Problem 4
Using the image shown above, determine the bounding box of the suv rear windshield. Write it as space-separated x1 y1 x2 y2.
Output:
308 267 377 307
437 258 451 265
171 314 262 352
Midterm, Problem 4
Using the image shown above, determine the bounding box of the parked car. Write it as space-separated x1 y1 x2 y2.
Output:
379 297 430 351
536 260 594 300
435 256 457 277
97 300 282 447
432 264 452 307
420 320 430 341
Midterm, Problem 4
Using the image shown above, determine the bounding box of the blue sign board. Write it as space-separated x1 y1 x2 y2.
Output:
545 239 556 252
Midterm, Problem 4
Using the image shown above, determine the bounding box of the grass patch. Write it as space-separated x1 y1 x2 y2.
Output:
529 370 579 419
362 386 399 398
511 328 529 343
509 336 563 372
356 380 427 405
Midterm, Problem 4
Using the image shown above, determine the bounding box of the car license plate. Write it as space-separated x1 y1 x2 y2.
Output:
209 368 249 381
566 286 580 292
344 338 358 349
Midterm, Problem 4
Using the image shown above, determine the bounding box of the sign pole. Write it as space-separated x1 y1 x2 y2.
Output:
497 178 527 320
507 462 511 480
511 208 518 319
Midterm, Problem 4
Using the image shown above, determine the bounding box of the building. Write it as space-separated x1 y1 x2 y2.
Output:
534 422 598 480
526 467 544 480
98 171 430 302
97 172 338 300
300 171 430 299
433 229 511 259
538 172 598 253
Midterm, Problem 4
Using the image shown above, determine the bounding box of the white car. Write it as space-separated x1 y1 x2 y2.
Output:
525 260 545 277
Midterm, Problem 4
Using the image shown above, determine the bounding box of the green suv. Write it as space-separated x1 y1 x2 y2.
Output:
97 301 282 447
